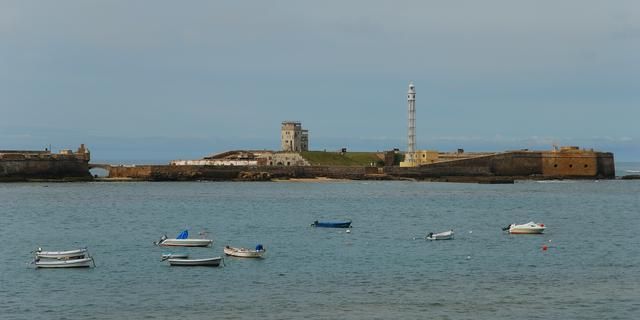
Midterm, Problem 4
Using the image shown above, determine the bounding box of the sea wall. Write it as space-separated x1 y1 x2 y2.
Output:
0 158 91 181
105 151 615 182
107 165 368 181
385 151 614 179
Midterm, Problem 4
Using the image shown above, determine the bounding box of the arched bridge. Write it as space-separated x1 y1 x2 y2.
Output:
88 163 113 171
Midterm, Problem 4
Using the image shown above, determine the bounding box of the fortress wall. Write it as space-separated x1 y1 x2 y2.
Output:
0 159 91 181
108 165 241 181
490 152 542 176
384 163 492 178
385 151 612 179
596 152 615 178
107 165 368 181
541 151 598 176
105 151 616 181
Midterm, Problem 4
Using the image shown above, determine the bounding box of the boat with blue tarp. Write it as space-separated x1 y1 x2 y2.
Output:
224 244 266 258
154 229 213 247
311 220 352 228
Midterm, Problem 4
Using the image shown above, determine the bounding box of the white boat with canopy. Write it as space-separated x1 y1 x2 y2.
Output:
155 230 213 247
425 230 454 240
224 244 266 258
503 222 546 234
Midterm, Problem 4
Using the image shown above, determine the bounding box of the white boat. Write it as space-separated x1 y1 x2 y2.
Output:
35 248 88 260
157 238 213 247
504 222 546 234
426 230 454 240
167 257 222 267
161 253 189 261
35 257 94 268
155 230 213 247
224 245 266 258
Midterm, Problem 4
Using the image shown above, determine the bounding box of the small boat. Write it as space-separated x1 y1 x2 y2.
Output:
503 222 546 234
167 257 222 267
34 257 95 268
426 230 454 240
35 247 88 260
155 230 213 247
161 253 189 261
311 220 352 228
224 244 266 258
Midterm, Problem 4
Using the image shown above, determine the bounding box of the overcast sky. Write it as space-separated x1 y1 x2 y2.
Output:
1 1 638 161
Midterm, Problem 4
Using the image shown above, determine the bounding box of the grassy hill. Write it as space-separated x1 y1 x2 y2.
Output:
300 151 384 166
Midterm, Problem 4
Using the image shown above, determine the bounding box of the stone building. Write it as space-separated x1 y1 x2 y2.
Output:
281 121 309 152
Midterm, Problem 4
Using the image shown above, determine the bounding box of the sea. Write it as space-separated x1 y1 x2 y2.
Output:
1 163 639 319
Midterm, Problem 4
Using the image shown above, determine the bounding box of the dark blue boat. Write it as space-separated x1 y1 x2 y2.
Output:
311 219 352 228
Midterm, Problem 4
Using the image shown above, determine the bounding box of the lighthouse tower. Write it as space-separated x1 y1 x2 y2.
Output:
406 82 416 164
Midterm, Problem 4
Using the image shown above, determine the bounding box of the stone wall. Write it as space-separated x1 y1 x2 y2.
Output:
107 165 367 181
541 151 597 177
596 152 615 178
105 150 615 181
0 158 91 181
385 151 614 179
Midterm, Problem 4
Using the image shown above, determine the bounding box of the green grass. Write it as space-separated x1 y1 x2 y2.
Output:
300 151 383 166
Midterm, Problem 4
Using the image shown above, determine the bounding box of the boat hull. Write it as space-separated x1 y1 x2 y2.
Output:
509 228 545 234
312 220 352 228
508 222 546 234
36 248 88 260
159 239 213 247
35 257 94 268
224 246 265 258
161 253 189 260
168 257 222 267
426 230 454 240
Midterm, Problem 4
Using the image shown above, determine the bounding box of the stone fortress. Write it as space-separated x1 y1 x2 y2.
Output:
0 83 616 182
0 144 92 181
105 81 615 182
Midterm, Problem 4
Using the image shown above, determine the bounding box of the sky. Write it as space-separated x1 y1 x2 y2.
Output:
1 1 639 162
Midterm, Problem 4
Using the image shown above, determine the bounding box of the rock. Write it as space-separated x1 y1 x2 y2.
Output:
237 171 272 181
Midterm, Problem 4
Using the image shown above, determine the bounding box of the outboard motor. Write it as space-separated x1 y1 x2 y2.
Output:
501 224 512 231
154 234 167 246
255 244 264 252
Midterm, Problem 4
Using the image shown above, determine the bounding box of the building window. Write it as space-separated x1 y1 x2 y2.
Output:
554 164 558 168
584 164 588 168
569 164 573 168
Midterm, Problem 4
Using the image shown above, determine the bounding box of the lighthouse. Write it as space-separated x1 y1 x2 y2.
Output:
406 82 416 164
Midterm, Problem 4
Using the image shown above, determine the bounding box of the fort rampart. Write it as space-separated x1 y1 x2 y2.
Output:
105 151 615 182
0 157 91 181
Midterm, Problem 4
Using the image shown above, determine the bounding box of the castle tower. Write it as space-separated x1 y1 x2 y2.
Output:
281 121 308 152
406 82 416 163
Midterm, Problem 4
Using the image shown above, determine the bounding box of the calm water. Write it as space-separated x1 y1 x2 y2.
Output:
1 179 639 319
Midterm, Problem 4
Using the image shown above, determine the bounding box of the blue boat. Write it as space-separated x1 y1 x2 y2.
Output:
311 219 352 228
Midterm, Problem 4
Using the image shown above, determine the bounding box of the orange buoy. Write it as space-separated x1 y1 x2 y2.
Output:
542 245 548 251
